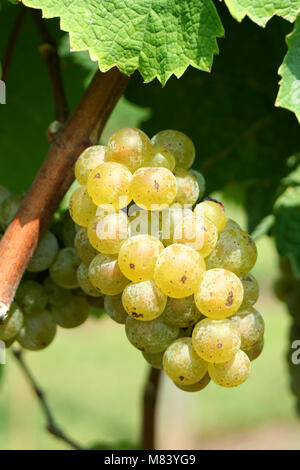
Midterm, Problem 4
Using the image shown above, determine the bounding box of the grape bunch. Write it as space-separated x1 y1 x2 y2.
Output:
68 127 264 391
0 187 104 352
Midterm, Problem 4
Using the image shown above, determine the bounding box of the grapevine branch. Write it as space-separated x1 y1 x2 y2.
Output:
0 68 130 320
141 367 161 450
1 5 26 81
12 347 84 450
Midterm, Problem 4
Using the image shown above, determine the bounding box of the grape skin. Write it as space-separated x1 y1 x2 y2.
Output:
0 193 23 228
230 307 265 350
174 372 210 392
51 296 89 329
27 231 59 273
189 170 205 201
77 263 102 297
208 349 250 388
69 186 97 228
122 280 167 321
142 350 165 370
87 212 130 254
17 310 56 350
173 214 218 258
162 296 202 328
125 316 180 353
194 200 226 232
50 247 81 289
75 145 107 185
243 337 264 362
131 167 177 210
16 281 48 315
239 274 259 309
151 130 195 169
89 253 129 295
173 168 200 205
104 294 128 324
145 147 176 171
0 302 24 341
74 228 98 265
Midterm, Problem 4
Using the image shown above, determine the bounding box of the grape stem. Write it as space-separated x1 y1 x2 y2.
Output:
0 68 130 320
1 4 26 82
12 347 85 450
141 367 161 450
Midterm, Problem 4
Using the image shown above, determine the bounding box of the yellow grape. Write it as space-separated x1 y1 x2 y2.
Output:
17 310 56 350
69 186 97 228
118 234 164 282
122 280 167 321
151 130 195 169
77 263 102 297
173 214 218 258
208 349 250 388
75 145 107 185
163 337 208 385
194 199 226 231
145 147 176 171
239 274 259 309
154 244 205 298
243 337 264 361
87 162 132 209
192 318 241 363
129 207 163 241
161 205 193 246
87 212 130 254
162 296 202 328
106 127 152 172
125 316 180 353
174 372 211 392
0 302 23 341
89 253 129 295
194 268 244 320
142 350 164 370
104 294 128 324
173 168 199 205
131 167 177 210
51 296 89 329
74 228 98 265
230 307 265 350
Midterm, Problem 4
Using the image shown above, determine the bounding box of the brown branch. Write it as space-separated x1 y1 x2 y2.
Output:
0 68 130 320
1 5 26 82
12 347 84 449
141 367 161 450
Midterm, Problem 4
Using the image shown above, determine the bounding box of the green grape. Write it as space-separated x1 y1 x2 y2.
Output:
125 316 180 353
239 274 259 309
43 277 72 307
74 228 98 265
131 167 177 210
0 185 10 204
122 280 167 321
61 212 77 247
173 214 218 258
87 162 132 209
208 349 250 388
223 218 242 232
173 168 199 205
243 337 264 362
87 212 129 254
86 295 104 310
89 253 129 295
192 318 241 363
205 229 257 276
230 307 265 350
75 145 107 185
69 186 97 228
194 268 243 320
194 199 226 232
51 295 89 328
16 281 48 315
151 130 195 169
77 263 102 297
154 244 205 298
189 170 205 201
145 147 176 171
142 350 165 370
0 193 23 228
4 335 17 348
106 127 152 172
162 296 202 328
0 302 23 341
104 294 128 324
163 337 208 385
27 231 59 273
118 234 164 282
174 372 210 392
50 247 81 289
17 310 56 351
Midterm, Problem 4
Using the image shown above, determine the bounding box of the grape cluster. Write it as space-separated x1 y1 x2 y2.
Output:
68 127 264 391
0 187 104 352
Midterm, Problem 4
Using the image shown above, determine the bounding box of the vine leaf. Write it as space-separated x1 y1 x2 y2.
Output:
276 16 300 123
224 0 300 27
22 0 224 84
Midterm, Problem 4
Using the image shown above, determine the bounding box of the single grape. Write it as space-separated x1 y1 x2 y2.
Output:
154 244 205 298
145 147 176 171
74 228 98 265
0 302 23 341
27 231 59 273
17 310 56 350
87 212 129 254
194 268 243 320
230 307 265 350
243 337 264 362
208 349 250 388
125 316 180 353
106 127 152 172
16 281 48 315
194 199 226 232
192 318 241 363
174 372 211 392
131 167 177 210
89 253 129 295
43 277 72 307
51 296 89 328
142 350 165 370
223 218 242 232
163 337 208 385
69 186 97 228
75 145 107 185
118 234 164 282
189 170 205 201
77 263 102 297
173 214 218 258
0 185 10 204
50 247 81 289
104 294 128 324
122 280 167 321
162 296 202 328
0 193 23 228
173 168 199 205
151 130 195 169
239 274 259 309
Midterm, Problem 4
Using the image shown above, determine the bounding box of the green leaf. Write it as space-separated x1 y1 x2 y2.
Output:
22 0 224 84
276 16 300 123
224 0 300 27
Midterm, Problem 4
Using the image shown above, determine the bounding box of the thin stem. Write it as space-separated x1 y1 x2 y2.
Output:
12 347 84 450
141 367 161 450
1 5 26 81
